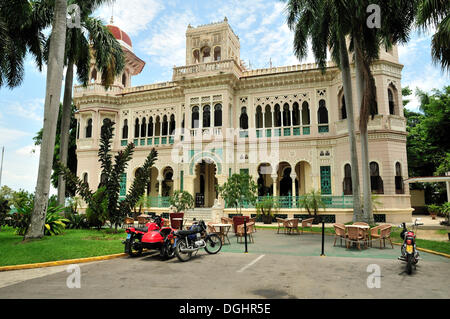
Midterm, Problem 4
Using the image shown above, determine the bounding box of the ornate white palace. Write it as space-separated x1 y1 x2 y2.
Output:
73 18 412 223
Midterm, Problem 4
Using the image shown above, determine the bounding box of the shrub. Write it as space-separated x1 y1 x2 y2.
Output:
169 190 194 213
85 187 109 230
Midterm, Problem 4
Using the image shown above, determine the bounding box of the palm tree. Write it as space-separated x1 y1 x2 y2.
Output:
25 0 67 239
0 0 50 88
285 0 363 221
416 0 450 71
349 0 418 223
55 1 124 206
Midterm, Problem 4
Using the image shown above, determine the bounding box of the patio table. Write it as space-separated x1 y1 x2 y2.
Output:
345 225 370 248
211 223 232 244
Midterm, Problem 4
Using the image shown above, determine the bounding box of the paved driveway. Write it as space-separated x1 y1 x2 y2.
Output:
0 229 449 299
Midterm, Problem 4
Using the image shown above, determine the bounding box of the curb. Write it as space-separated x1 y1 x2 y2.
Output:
0 253 127 272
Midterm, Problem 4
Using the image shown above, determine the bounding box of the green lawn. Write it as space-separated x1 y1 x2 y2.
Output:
0 226 126 267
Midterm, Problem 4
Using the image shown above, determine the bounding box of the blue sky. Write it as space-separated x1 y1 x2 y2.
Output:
0 0 449 193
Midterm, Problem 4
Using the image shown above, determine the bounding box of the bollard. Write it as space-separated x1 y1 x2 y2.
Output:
244 220 248 253
320 219 325 256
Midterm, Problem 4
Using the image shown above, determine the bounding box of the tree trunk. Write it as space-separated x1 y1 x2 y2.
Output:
354 40 374 224
25 0 67 240
58 61 74 207
338 35 362 222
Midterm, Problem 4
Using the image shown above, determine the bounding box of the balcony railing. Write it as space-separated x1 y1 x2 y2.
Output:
173 59 243 80
224 195 354 209
73 83 123 98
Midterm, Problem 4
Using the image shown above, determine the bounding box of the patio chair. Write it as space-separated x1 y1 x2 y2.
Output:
248 217 257 232
137 216 148 228
333 223 347 247
221 217 233 225
285 218 300 235
301 218 314 234
170 212 184 230
123 217 135 229
276 218 287 234
379 225 394 249
346 225 365 250
232 216 249 234
207 222 220 235
369 225 383 247
236 221 255 243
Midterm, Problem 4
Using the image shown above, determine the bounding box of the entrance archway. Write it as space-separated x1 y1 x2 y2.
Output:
194 159 217 208
294 161 312 195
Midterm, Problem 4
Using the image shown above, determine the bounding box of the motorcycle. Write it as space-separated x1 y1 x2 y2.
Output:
398 218 423 274
123 216 176 259
173 220 222 262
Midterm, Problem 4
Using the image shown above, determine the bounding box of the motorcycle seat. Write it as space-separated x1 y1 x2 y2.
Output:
135 227 148 233
176 229 198 236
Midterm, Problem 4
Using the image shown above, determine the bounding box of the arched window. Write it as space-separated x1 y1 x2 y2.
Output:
264 105 272 127
148 117 154 137
122 119 128 139
122 72 127 87
240 107 248 130
340 93 347 120
85 118 92 138
292 102 300 126
193 49 200 63
388 88 395 115
82 172 88 184
203 105 211 128
202 46 211 62
274 104 282 127
100 118 111 137
318 99 328 124
283 103 291 126
134 118 140 138
181 113 185 133
343 164 352 195
90 69 97 83
301 102 310 125
162 115 168 136
155 116 161 136
140 117 147 137
214 104 222 127
76 121 80 139
192 106 199 128
169 114 176 135
395 162 404 194
370 162 384 194
214 46 221 61
255 105 263 128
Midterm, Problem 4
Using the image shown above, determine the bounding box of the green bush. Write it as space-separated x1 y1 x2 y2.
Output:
169 190 194 213
65 212 89 229
85 187 109 230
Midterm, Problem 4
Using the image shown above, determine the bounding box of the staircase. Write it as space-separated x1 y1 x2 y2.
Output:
184 208 214 224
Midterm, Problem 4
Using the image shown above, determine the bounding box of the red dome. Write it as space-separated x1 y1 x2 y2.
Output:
107 25 132 48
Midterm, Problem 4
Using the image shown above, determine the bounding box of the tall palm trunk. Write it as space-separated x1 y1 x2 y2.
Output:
338 35 362 221
354 39 374 225
25 0 67 239
58 61 74 206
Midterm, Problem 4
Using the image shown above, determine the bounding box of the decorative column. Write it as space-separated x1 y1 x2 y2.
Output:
291 174 297 197
271 174 278 197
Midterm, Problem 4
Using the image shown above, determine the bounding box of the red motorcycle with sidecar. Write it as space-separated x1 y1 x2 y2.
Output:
123 216 176 259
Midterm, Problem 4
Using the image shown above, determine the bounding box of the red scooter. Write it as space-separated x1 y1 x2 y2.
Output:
123 216 176 259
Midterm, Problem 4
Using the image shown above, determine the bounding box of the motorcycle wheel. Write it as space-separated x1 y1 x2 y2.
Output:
127 236 143 257
406 254 413 275
204 234 222 254
175 240 192 262
161 241 175 260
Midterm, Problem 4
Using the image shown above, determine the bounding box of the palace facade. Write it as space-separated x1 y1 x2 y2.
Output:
73 18 412 223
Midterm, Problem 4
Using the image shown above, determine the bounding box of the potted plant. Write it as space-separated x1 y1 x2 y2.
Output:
169 190 194 213
298 189 326 224
427 204 440 220
255 196 280 224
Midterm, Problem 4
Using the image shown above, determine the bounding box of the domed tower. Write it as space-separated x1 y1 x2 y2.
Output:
88 23 145 89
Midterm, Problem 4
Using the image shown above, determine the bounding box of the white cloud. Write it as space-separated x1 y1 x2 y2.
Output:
0 128 30 148
5 98 45 122
140 11 197 68
96 0 164 35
